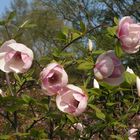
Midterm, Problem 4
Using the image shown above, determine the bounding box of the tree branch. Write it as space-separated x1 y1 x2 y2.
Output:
61 24 106 52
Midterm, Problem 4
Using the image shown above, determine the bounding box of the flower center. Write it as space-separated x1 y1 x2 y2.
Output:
48 73 59 84
14 52 21 60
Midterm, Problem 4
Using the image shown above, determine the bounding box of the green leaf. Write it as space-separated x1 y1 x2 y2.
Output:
115 43 123 58
0 20 5 26
107 26 117 36
106 102 116 106
13 133 29 136
110 135 124 140
72 32 80 40
77 61 93 71
19 20 30 28
114 17 119 25
88 95 94 103
57 31 67 42
88 104 105 120
92 50 105 55
0 135 10 140
22 95 34 104
14 73 21 84
124 71 136 85
80 21 86 33
66 115 76 123
6 11 16 23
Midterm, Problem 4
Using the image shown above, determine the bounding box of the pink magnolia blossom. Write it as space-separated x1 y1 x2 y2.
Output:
40 63 68 96
117 16 140 53
56 84 88 116
0 39 33 73
128 128 138 140
94 50 124 86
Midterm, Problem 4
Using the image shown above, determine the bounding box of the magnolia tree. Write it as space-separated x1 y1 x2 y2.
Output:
0 13 140 140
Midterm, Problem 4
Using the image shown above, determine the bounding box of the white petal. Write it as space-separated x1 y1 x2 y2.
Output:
93 79 99 88
40 63 59 78
88 39 93 51
0 39 16 52
61 69 68 85
8 43 33 59
56 93 68 112
0 52 11 73
75 95 88 116
8 59 24 73
128 128 138 140
136 76 140 97
67 84 83 94
126 67 134 74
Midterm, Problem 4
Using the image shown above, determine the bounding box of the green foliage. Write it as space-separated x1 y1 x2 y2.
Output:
0 0 139 139
124 72 136 85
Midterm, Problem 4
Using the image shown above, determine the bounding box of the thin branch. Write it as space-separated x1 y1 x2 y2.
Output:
26 117 46 132
61 24 106 52
0 112 15 127
5 73 14 96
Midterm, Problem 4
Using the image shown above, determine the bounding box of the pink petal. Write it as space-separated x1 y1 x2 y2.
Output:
8 43 33 59
0 39 16 52
8 59 24 73
67 84 83 94
40 63 59 78
104 75 124 86
75 95 88 116
56 93 68 112
129 23 140 32
0 52 11 73
95 56 114 78
5 51 17 62
117 16 133 37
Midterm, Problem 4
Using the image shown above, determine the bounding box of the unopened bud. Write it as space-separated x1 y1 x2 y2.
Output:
88 39 93 52
126 66 134 74
136 76 140 97
93 79 99 88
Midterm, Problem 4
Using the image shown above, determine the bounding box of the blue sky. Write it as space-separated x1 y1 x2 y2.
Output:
0 0 11 16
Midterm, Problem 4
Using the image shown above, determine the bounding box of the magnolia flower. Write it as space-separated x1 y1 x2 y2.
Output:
94 50 124 86
128 128 138 140
93 79 99 88
117 16 140 54
56 84 88 116
40 62 68 96
88 39 93 52
0 39 33 73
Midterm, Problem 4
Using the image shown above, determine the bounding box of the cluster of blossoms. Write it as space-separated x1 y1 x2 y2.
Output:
93 16 140 140
94 16 140 87
0 16 139 124
40 63 88 116
0 39 88 116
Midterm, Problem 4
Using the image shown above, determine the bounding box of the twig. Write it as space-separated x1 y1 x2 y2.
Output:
5 73 14 96
0 112 15 128
26 117 46 132
61 24 106 52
